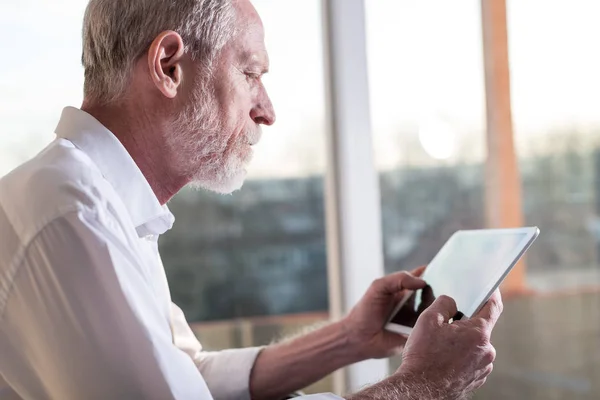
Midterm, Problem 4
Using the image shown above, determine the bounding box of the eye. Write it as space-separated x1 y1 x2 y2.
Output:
245 72 261 81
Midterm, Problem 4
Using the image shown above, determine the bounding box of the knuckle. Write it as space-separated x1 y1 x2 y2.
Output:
396 271 411 282
422 312 441 325
438 294 452 302
482 345 496 364
372 272 412 294
472 318 492 335
399 271 411 278
437 295 456 308
473 317 488 329
371 277 385 290
490 297 504 314
372 277 384 286
495 296 505 310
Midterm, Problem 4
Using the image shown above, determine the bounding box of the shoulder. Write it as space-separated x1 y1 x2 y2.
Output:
0 138 120 243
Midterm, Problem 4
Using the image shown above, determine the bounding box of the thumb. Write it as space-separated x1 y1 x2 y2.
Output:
421 295 458 325
400 274 427 290
374 271 427 296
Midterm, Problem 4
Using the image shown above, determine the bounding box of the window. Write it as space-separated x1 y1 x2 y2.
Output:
367 1 600 398
508 0 600 292
488 1 600 398
366 0 487 274
0 1 87 176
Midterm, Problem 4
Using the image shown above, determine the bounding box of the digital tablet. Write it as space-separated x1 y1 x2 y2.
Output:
385 227 539 336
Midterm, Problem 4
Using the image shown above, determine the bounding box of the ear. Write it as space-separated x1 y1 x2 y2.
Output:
147 30 185 99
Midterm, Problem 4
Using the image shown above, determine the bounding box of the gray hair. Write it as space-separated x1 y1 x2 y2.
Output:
82 0 237 104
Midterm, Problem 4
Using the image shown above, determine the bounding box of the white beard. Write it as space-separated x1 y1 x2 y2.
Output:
189 166 247 194
166 80 257 194
191 145 252 194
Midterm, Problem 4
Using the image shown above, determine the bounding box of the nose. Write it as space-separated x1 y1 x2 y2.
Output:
250 90 276 126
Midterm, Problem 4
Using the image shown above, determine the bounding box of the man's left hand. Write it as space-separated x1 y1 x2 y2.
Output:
340 266 427 360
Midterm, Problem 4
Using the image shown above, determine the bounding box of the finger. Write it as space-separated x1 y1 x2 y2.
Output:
374 271 426 296
381 330 409 348
410 265 427 277
473 290 504 328
420 295 458 325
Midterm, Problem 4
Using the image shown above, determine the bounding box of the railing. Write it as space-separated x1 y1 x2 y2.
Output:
190 311 333 394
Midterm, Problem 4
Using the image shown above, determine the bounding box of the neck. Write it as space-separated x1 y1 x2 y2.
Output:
81 100 188 204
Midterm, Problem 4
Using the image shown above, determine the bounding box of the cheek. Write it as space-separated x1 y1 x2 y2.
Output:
216 73 251 122
216 97 248 139
218 122 250 160
228 82 255 124
213 83 254 150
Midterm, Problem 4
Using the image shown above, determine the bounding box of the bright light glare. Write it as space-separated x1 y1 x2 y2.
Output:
418 118 457 160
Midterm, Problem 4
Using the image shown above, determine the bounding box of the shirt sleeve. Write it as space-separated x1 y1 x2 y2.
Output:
0 209 211 399
169 305 346 400
170 302 263 400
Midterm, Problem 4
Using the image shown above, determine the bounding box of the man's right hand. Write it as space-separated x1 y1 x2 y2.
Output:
347 291 503 400
396 290 503 398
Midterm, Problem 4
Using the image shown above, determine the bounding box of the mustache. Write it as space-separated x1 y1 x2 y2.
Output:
246 125 262 146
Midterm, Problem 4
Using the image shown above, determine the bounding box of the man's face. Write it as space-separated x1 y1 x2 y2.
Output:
169 1 275 194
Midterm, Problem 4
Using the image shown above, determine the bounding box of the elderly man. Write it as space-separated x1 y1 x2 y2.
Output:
0 0 502 399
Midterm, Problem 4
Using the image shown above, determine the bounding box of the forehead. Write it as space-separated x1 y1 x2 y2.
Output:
238 47 268 68
230 1 269 66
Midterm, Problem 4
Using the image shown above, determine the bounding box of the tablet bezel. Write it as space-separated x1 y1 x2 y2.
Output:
385 227 539 336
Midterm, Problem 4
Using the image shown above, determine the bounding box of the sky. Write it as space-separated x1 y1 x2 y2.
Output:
1 0 599 178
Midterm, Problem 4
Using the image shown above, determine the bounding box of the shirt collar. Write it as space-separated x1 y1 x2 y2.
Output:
55 106 174 237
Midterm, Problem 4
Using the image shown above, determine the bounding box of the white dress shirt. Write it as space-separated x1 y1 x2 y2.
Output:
0 107 341 400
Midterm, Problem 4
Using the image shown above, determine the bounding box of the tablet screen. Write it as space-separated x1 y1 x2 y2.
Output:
389 230 530 328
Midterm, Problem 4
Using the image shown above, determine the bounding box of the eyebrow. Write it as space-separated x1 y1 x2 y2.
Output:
240 51 269 73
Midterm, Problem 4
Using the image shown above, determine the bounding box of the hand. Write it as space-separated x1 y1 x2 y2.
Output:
397 290 504 398
340 267 427 360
